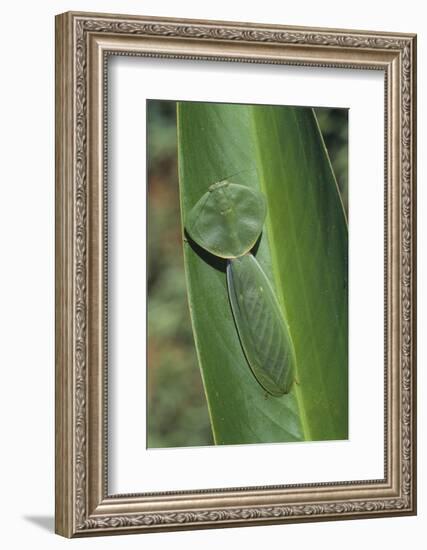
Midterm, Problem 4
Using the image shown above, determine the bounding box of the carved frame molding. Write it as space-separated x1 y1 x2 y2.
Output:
55 11 416 537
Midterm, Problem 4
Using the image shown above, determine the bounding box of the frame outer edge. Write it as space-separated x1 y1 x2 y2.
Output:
409 34 417 514
413 35 417 514
62 10 416 40
55 12 75 538
55 10 417 537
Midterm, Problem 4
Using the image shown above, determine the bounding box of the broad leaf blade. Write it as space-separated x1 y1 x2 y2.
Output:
251 106 348 440
177 102 303 444
177 101 347 444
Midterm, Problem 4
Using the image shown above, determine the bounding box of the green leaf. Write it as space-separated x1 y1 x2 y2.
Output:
251 106 348 441
177 101 348 444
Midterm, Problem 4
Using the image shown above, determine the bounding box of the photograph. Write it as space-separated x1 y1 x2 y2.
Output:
147 99 349 448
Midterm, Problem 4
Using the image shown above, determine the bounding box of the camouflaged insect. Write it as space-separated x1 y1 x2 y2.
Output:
186 179 296 396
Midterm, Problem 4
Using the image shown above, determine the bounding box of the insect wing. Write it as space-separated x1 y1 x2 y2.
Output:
227 254 296 396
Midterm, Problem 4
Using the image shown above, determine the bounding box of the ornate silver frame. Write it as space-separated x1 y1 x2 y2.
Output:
55 11 417 537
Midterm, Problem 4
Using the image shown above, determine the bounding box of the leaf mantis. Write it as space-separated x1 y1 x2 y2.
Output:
185 178 296 396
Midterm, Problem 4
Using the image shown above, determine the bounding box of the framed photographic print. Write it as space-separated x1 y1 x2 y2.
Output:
55 11 417 537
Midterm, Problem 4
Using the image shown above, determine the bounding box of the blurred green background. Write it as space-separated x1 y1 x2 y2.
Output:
147 100 348 448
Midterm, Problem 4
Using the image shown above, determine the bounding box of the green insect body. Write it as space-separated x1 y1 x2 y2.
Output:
186 179 296 396
186 181 266 258
226 254 296 396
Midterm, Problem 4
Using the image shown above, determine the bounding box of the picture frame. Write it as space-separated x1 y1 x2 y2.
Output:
55 11 417 537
